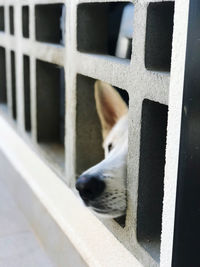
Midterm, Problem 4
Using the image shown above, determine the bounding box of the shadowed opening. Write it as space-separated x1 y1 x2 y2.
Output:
9 6 14 35
36 59 65 173
22 6 29 38
0 7 5 31
23 55 31 132
77 2 134 59
35 4 65 45
145 2 174 71
137 99 168 262
11 51 16 120
0 47 7 104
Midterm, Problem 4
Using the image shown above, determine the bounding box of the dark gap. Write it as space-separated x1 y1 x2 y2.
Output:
35 4 65 45
9 6 14 35
11 50 16 120
22 6 29 38
76 75 104 175
36 59 65 145
0 7 5 31
145 2 174 71
0 47 7 103
114 86 129 106
137 99 168 262
23 55 31 132
77 2 134 59
114 215 126 228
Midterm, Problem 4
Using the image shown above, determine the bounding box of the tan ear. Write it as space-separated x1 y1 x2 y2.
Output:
94 80 128 140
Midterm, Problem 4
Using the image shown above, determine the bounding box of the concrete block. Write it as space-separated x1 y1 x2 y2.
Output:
0 0 188 266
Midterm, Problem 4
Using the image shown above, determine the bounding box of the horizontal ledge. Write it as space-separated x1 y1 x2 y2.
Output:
75 51 131 90
76 51 130 66
23 40 65 66
0 35 65 66
75 52 169 104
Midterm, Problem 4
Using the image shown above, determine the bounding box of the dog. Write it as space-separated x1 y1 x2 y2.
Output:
76 80 128 218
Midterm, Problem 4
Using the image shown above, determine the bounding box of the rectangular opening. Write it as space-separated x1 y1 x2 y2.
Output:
22 6 29 38
23 55 31 132
76 75 104 175
0 47 7 104
11 50 17 120
137 99 168 262
145 2 174 71
35 4 65 45
0 7 5 31
36 59 65 171
77 2 134 59
9 6 14 35
76 74 129 227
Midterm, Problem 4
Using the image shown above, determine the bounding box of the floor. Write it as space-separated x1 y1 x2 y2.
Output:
0 179 54 267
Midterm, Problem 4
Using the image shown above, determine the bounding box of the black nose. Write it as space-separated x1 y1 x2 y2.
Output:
76 175 105 201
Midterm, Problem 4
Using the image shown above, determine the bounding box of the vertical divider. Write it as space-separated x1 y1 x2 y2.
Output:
29 3 37 142
65 1 76 186
30 55 36 141
4 4 8 34
5 5 12 117
29 3 35 42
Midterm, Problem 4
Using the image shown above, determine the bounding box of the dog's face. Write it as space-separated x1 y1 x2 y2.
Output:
76 81 128 218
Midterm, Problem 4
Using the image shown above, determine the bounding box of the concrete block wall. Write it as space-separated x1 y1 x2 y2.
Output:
0 0 189 266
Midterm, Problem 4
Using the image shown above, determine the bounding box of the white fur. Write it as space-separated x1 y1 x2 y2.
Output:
81 115 128 218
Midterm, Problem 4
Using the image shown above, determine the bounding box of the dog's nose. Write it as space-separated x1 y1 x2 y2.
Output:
76 175 105 201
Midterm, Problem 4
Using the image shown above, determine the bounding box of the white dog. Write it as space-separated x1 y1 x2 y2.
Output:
76 81 128 218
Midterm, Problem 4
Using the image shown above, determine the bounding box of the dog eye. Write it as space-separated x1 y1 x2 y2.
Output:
108 143 113 152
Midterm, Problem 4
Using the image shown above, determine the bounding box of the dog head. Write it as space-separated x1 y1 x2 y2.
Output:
76 81 128 218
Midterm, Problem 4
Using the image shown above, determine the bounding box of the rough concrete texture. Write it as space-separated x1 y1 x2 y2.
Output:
0 0 188 266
